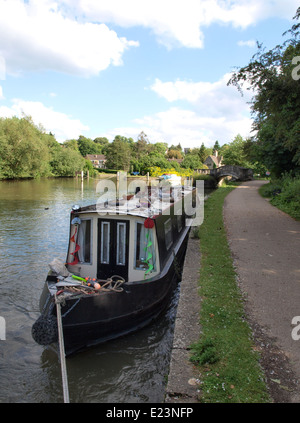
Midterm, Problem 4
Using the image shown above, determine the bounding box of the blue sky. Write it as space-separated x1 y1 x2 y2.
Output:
0 0 298 149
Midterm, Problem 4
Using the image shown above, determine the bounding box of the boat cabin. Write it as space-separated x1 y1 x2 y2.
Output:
66 185 194 284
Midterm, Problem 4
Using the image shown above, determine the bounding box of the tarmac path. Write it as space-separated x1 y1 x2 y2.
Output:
223 180 300 402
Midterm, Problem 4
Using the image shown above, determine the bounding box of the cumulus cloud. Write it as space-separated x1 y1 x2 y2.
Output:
104 106 253 149
133 107 253 148
0 0 139 77
150 73 253 118
63 0 299 48
0 99 89 141
106 73 254 148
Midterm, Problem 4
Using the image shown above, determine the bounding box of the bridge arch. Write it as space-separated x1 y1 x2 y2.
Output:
196 165 253 183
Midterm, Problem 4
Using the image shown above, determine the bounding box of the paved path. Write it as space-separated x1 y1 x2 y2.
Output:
224 180 300 402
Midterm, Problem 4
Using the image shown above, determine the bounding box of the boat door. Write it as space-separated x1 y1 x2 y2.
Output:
97 219 129 281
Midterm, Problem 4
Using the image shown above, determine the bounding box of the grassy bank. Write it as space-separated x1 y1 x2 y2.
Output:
191 185 270 403
259 174 300 220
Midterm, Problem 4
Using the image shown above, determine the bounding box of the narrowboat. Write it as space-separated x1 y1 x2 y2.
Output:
32 183 197 356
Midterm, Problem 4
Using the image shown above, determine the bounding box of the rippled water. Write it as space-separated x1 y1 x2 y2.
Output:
0 178 179 403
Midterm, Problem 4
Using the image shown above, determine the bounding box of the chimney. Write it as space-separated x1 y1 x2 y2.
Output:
214 150 218 157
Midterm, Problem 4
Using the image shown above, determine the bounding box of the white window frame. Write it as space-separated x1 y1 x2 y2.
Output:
116 222 126 266
100 221 110 264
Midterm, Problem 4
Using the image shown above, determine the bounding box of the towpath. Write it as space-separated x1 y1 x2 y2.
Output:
223 180 300 402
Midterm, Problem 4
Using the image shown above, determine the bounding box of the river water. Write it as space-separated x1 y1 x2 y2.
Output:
0 177 180 403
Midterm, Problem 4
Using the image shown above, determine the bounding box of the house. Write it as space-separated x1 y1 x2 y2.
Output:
204 151 223 169
85 154 106 169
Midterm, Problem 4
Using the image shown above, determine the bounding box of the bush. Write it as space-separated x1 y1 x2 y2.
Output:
259 173 300 220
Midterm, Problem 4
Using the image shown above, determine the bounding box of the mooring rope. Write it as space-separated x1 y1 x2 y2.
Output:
55 293 70 404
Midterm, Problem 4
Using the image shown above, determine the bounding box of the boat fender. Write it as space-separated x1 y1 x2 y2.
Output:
31 315 58 346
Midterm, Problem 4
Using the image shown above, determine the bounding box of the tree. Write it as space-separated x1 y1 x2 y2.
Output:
167 149 183 159
222 135 251 167
77 135 102 157
134 131 149 160
213 140 220 154
228 7 300 176
105 136 131 170
0 116 50 178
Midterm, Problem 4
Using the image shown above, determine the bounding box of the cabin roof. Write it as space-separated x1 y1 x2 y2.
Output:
73 185 194 219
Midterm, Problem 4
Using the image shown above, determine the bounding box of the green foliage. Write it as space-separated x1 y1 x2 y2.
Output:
259 173 300 220
222 134 252 168
105 135 132 171
0 116 85 179
190 337 219 365
228 7 300 177
77 135 102 156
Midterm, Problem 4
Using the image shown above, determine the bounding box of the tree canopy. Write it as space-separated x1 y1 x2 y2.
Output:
228 7 300 177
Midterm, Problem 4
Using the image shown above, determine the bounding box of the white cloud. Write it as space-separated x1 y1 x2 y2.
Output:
150 73 253 117
0 86 3 100
238 40 256 48
133 107 253 148
104 106 253 149
105 73 254 148
0 99 89 141
0 0 139 77
63 0 299 49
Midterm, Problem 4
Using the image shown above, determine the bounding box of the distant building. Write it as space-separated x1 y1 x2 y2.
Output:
85 154 106 169
204 151 223 169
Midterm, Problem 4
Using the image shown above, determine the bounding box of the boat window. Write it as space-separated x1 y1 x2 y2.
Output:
164 218 173 250
100 221 110 264
135 222 156 271
116 222 126 266
78 219 92 263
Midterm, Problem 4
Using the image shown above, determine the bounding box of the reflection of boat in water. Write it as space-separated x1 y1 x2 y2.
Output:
158 173 182 186
32 184 196 356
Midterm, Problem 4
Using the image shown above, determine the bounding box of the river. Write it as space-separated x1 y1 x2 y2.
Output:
0 177 180 403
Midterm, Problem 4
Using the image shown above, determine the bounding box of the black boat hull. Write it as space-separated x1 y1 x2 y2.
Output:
33 228 190 356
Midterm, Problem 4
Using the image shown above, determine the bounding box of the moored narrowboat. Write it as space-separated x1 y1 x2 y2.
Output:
32 183 198 356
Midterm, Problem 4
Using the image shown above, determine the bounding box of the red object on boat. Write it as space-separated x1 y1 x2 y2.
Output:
144 218 155 229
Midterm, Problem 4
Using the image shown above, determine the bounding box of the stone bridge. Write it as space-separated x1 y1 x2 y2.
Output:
196 165 253 183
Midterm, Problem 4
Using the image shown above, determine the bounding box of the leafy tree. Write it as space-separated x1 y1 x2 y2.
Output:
181 153 204 170
228 7 300 176
213 140 220 154
63 139 79 151
105 136 131 171
77 135 102 157
134 131 149 160
222 135 251 167
167 149 183 159
0 116 50 178
50 145 85 176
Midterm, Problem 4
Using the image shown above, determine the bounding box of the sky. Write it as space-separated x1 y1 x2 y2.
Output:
0 0 299 149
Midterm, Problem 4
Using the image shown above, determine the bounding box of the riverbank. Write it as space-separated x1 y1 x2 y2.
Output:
165 184 272 403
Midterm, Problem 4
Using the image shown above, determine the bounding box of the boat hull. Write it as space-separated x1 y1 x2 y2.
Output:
33 228 189 356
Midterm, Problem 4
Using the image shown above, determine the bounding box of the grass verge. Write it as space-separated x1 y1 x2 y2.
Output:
191 184 270 403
